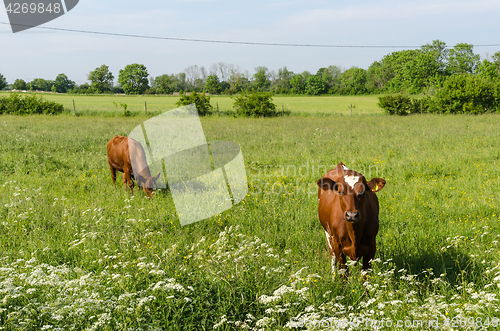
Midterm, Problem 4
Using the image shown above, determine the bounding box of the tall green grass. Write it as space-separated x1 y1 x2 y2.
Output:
0 113 499 329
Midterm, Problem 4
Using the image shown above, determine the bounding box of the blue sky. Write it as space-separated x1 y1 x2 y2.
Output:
1 0 500 84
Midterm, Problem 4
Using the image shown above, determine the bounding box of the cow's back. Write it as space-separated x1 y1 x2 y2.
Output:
107 135 131 173
127 138 151 178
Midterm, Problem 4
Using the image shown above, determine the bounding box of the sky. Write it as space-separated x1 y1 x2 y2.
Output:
1 0 500 85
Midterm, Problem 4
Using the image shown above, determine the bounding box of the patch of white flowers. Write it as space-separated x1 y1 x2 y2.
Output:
1 180 499 331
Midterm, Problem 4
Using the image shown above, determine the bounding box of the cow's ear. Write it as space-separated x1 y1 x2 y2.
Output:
317 177 336 191
153 172 161 181
367 178 386 192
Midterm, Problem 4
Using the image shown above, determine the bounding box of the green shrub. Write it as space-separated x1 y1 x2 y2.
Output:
233 91 277 117
378 94 437 115
377 94 415 115
120 103 131 117
175 91 213 116
433 74 497 114
0 93 64 115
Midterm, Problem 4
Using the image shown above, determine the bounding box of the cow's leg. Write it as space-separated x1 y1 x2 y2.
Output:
122 169 134 195
109 165 117 186
338 253 348 278
362 242 376 272
325 231 337 278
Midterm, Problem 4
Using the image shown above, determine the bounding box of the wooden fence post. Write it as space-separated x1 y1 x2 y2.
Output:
350 104 352 116
217 102 219 116
145 101 147 115
73 99 76 115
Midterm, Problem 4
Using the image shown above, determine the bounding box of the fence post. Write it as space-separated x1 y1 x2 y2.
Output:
73 99 76 115
217 102 219 116
145 101 147 115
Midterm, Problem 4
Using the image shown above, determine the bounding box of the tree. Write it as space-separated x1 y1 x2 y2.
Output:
421 39 449 72
305 75 326 95
253 66 271 91
13 79 26 90
151 74 175 94
68 83 92 94
321 66 342 92
290 73 305 94
210 62 235 82
175 73 187 92
366 61 387 92
340 67 367 95
28 78 53 91
477 59 499 80
491 51 500 75
374 48 443 93
273 66 293 94
184 65 208 91
88 65 114 93
53 74 75 93
118 64 149 95
205 75 221 94
447 43 480 75
227 70 249 94
0 74 6 90
401 52 441 94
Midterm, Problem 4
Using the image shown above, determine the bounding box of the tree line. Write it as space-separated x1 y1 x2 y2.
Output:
1 40 499 96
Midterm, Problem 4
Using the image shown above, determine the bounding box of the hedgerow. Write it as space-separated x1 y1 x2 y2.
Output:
0 93 65 115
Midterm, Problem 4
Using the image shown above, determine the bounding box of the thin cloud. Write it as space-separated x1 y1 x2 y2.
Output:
279 0 500 28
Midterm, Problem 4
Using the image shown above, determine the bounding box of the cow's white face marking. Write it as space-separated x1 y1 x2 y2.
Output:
344 175 360 189
325 231 332 250
342 164 350 170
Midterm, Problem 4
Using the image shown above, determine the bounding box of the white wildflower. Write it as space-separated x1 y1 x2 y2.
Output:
255 317 275 327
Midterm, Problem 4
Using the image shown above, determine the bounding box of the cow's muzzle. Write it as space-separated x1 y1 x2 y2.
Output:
345 211 360 222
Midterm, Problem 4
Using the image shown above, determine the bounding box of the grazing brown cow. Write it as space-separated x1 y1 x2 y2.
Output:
107 135 160 198
317 162 386 278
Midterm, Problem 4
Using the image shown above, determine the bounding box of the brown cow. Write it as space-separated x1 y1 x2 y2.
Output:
317 162 385 278
107 135 160 198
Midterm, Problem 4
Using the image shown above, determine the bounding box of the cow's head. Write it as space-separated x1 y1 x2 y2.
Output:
317 163 385 223
140 172 161 199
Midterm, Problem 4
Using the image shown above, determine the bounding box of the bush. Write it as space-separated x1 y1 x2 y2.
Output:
233 91 277 117
0 93 64 115
377 94 415 115
432 74 497 114
175 91 213 116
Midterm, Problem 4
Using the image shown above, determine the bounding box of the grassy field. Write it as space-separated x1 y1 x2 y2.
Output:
1 108 500 329
14 92 384 116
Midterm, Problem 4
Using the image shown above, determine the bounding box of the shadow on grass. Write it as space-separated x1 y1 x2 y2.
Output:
390 248 485 286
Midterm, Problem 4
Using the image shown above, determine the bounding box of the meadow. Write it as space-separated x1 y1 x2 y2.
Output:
0 96 500 330
32 93 383 117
